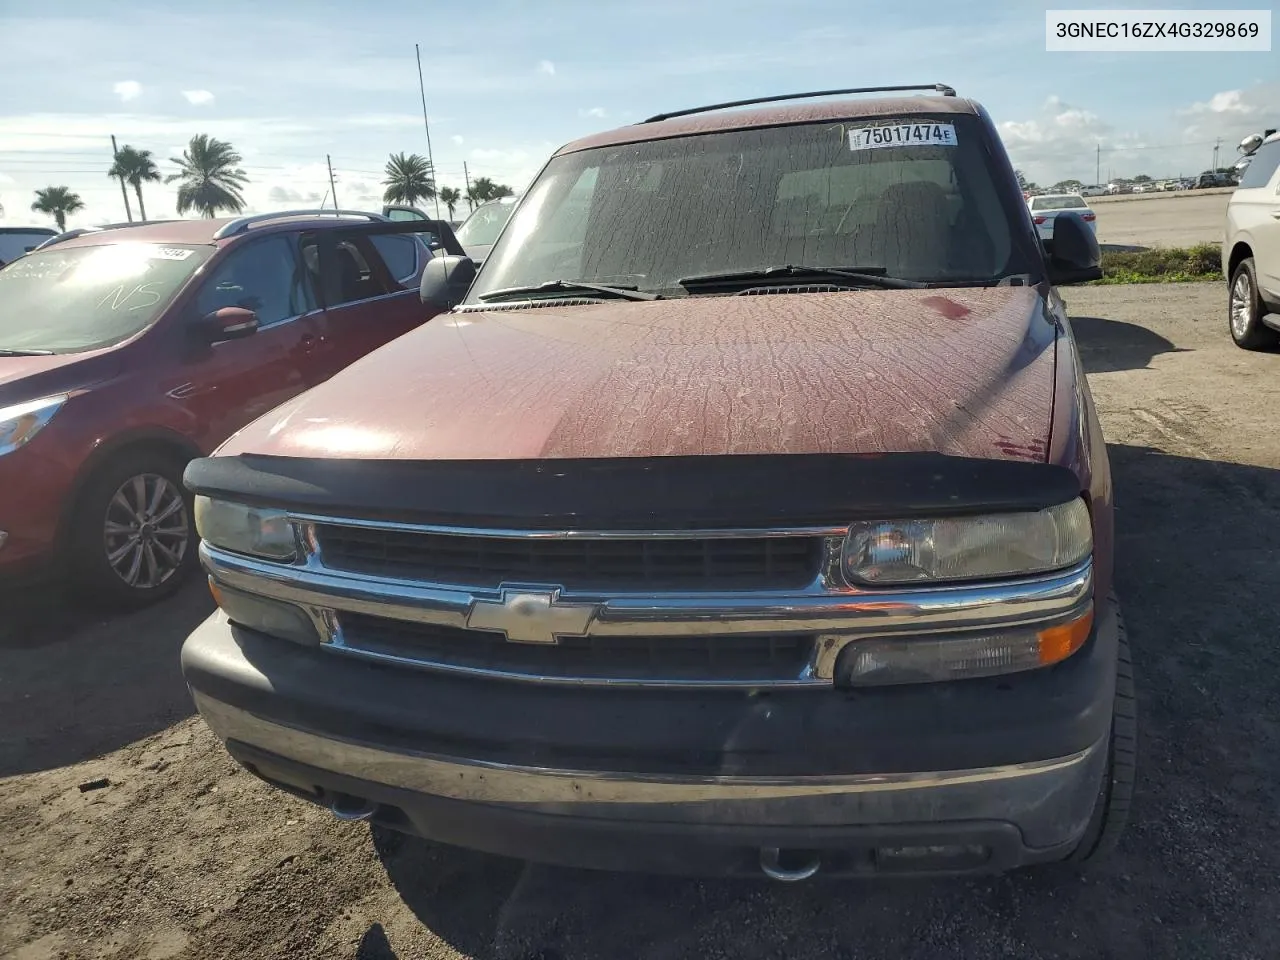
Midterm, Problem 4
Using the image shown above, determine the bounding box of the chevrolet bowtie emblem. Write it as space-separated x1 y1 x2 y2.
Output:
465 587 599 645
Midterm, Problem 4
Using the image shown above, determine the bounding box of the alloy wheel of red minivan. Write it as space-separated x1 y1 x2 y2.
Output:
70 451 198 607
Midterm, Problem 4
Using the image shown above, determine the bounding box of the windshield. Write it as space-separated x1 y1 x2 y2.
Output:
0 242 212 353
455 200 518 248
1031 195 1087 210
465 115 1030 302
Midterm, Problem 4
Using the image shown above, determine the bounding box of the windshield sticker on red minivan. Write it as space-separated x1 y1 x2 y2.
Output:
150 247 195 261
848 123 957 151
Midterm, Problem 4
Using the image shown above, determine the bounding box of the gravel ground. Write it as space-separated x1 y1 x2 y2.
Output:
5 281 1280 960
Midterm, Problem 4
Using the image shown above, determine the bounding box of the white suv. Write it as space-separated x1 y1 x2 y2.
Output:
1226 133 1280 349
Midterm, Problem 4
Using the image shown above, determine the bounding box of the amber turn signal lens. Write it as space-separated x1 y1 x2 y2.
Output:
207 576 224 607
1037 607 1094 665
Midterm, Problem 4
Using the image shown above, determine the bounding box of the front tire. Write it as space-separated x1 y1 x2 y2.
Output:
1069 601 1137 862
69 451 198 609
1229 258 1277 350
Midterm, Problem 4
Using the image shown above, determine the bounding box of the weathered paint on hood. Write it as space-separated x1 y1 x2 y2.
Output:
218 287 1057 462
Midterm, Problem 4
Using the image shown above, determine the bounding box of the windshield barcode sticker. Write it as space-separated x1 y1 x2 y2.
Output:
848 123 958 151
150 247 194 260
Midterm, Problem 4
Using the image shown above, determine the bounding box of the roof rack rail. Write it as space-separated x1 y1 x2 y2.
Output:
34 219 179 250
212 209 388 240
643 84 958 124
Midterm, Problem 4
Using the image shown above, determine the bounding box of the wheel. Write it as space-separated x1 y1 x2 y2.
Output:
1228 258 1278 350
1069 599 1137 862
69 450 197 609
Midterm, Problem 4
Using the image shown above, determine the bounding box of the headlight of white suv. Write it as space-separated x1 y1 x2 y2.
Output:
842 498 1092 585
0 395 67 457
194 496 297 561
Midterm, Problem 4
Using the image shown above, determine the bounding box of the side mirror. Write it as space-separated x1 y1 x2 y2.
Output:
420 255 477 310
1044 212 1102 285
202 306 259 342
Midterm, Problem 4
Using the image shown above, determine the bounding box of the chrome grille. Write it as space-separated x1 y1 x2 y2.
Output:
313 525 823 591
336 612 816 682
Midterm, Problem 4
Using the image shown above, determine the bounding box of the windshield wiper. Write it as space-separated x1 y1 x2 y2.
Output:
678 265 926 290
0 348 54 356
478 279 661 302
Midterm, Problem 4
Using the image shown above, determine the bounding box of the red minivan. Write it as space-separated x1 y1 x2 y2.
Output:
0 211 454 606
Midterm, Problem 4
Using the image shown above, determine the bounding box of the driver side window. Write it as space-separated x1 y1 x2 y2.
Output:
194 235 313 327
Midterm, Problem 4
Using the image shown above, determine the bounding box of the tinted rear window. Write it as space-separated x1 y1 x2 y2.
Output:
1031 196 1087 210
1237 141 1280 190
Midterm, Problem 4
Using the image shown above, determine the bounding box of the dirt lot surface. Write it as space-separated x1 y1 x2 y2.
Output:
5 281 1280 959
1089 191 1230 248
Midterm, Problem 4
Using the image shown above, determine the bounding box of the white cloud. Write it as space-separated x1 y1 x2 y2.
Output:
579 107 607 119
267 185 323 204
1184 90 1254 117
537 60 555 76
999 96 1131 184
182 89 215 106
1180 83 1280 155
113 80 141 102
451 134 464 145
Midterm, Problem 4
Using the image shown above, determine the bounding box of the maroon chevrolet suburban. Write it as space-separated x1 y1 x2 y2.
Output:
181 84 1135 880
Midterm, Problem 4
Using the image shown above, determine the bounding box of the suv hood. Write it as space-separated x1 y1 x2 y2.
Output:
219 287 1057 462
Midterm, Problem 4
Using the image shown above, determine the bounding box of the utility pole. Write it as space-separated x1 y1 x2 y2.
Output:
326 155 339 211
463 161 473 212
414 43 443 219
1213 138 1222 172
111 135 133 222
1096 143 1101 186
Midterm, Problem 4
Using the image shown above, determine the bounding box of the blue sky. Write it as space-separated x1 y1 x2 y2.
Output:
0 0 1274 227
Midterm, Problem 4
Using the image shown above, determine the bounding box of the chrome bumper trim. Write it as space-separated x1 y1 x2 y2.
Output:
194 692 1107 837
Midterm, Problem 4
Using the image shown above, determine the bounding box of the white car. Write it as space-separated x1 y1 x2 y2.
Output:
1225 133 1280 349
1079 184 1108 197
1028 194 1098 241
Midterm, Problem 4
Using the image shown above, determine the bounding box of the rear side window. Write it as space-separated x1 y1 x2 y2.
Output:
301 237 394 307
1237 141 1280 190
369 234 421 284
1031 196 1086 210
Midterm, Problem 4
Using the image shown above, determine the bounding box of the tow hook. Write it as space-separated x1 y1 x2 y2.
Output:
759 847 821 882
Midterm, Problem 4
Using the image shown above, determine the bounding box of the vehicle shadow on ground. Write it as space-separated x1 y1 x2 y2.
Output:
1070 315 1188 373
372 443 1280 960
0 579 212 777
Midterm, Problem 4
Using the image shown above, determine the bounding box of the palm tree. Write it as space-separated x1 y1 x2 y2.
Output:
30 186 85 232
165 134 249 218
467 176 515 207
108 145 162 221
438 186 461 220
382 153 436 206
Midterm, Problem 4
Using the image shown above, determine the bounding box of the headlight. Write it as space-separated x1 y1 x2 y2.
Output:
0 395 67 457
842 498 1092 585
194 496 297 560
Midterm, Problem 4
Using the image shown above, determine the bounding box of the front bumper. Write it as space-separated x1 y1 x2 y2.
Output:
182 597 1119 878
0 445 72 576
